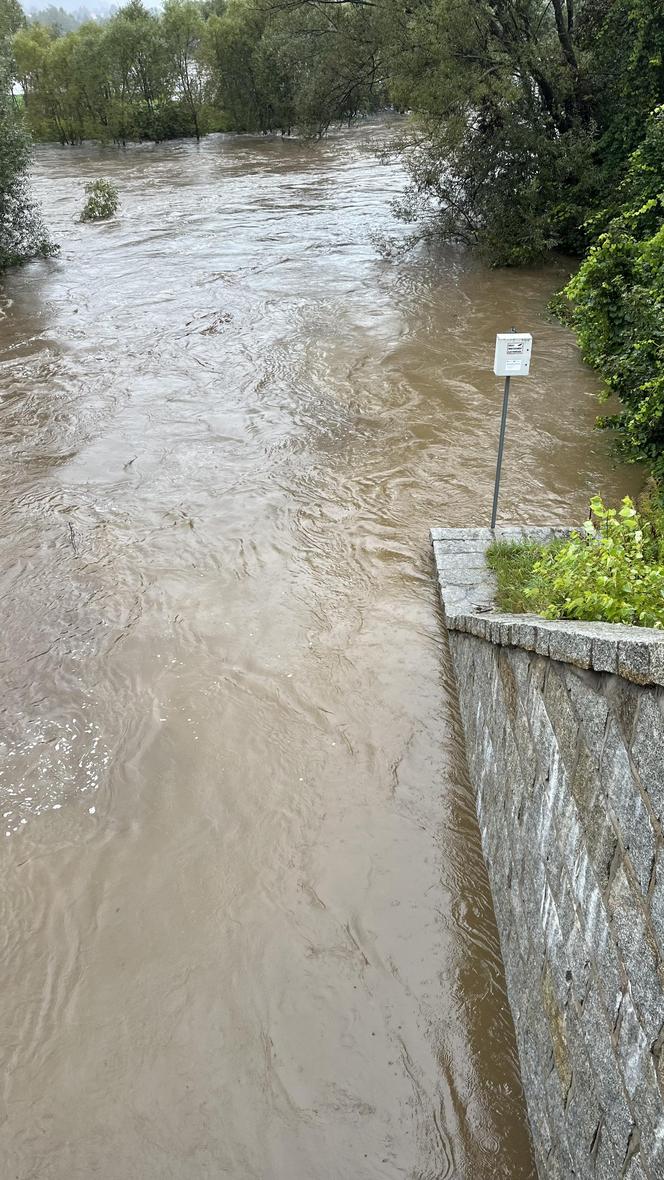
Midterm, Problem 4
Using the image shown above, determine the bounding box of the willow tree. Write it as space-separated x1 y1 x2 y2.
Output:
162 0 208 140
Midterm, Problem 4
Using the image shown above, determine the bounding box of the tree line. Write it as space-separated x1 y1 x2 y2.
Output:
12 0 383 144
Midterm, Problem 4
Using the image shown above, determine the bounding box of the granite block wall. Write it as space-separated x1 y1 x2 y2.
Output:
432 527 664 1180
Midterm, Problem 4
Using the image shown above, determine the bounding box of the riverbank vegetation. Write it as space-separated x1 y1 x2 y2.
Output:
0 0 55 269
12 0 383 144
555 108 664 483
487 496 664 629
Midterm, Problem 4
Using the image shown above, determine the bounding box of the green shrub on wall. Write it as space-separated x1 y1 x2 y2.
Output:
531 498 664 628
488 496 664 629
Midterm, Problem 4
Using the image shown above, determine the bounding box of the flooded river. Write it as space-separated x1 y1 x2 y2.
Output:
0 126 638 1179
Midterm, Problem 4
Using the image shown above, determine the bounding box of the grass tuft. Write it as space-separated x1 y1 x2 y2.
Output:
485 539 563 615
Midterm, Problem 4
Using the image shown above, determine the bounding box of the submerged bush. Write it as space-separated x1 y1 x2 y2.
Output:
80 179 119 222
487 495 664 629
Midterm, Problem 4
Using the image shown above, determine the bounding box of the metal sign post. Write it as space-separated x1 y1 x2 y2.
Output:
491 330 533 529
491 376 511 529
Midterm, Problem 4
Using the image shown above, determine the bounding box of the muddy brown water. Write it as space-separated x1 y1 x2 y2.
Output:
0 126 639 1180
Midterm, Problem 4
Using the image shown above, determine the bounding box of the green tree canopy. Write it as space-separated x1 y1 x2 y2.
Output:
377 0 664 263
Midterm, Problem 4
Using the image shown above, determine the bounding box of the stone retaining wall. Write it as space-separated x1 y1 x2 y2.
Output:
432 527 664 1180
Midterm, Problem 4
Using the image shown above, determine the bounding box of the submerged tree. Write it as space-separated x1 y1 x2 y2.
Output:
14 0 384 143
0 0 55 271
15 0 215 145
379 0 664 264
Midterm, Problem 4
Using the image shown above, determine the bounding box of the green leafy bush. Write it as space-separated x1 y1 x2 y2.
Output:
487 496 664 629
556 108 664 478
80 179 119 222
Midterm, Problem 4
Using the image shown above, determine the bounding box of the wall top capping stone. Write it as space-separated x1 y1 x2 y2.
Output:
431 525 664 687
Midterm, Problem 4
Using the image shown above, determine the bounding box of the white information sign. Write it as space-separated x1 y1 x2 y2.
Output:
493 332 533 377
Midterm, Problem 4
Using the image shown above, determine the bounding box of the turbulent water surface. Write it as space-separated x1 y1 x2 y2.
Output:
0 127 638 1179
